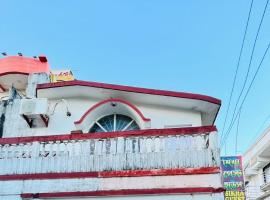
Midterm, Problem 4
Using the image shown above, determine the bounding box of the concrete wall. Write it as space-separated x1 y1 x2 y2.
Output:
0 175 223 200
244 125 270 199
1 96 202 138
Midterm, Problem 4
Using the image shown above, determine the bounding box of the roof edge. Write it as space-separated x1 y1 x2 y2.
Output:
36 80 221 105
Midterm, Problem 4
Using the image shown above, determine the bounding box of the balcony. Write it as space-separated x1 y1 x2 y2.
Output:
245 185 262 200
0 126 219 177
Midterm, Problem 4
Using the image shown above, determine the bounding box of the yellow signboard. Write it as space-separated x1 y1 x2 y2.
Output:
50 70 74 82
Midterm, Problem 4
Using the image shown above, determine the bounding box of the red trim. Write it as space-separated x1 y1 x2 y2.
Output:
0 126 217 145
21 187 225 198
0 72 29 77
75 98 150 124
36 80 221 105
38 55 48 63
0 167 220 181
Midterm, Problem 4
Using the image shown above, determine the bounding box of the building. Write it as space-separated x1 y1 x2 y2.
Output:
0 55 224 200
244 125 270 200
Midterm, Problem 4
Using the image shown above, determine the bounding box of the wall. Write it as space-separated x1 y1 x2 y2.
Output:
1 97 202 138
0 175 223 200
244 125 270 199
0 73 223 200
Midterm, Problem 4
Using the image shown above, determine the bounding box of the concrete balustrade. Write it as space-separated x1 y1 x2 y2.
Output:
0 132 219 175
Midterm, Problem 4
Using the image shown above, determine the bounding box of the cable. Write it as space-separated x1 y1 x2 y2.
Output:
49 99 71 116
221 40 270 148
221 0 270 146
248 113 270 146
222 42 270 148
235 107 241 155
220 0 254 143
222 0 269 142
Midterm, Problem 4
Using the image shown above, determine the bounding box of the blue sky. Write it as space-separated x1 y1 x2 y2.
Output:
1 1 270 155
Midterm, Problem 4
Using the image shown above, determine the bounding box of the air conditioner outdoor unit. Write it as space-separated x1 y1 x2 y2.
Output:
20 98 49 128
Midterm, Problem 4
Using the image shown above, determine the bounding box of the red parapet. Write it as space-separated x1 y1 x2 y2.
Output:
0 56 50 75
0 55 50 90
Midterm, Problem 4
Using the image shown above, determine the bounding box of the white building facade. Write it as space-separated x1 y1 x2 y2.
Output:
244 126 270 200
0 56 224 199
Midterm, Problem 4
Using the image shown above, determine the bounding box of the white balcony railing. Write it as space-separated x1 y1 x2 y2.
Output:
0 132 219 175
245 185 263 200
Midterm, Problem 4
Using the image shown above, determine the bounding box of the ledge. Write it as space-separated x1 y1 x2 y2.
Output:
0 167 220 181
0 125 217 145
21 187 225 198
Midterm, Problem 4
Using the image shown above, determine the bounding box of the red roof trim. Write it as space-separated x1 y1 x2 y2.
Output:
36 80 221 105
0 126 217 145
75 98 150 124
21 187 225 198
0 167 220 181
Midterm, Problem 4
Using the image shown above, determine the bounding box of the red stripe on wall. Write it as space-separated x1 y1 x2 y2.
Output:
74 98 151 124
21 187 225 198
36 80 221 105
0 167 220 181
0 126 217 145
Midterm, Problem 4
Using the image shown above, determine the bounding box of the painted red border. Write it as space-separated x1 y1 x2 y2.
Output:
21 187 225 198
36 80 221 105
75 98 150 124
0 126 217 145
0 167 220 181
0 72 29 77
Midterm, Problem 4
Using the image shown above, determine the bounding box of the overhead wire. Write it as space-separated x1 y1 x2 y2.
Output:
220 0 254 143
235 107 241 155
221 0 270 148
248 113 270 146
221 40 270 148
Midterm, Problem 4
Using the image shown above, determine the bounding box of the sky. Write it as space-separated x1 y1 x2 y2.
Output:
1 1 270 155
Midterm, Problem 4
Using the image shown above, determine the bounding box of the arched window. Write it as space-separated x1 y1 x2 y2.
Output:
89 114 140 133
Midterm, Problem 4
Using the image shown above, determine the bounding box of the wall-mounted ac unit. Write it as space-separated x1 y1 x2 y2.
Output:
20 98 49 128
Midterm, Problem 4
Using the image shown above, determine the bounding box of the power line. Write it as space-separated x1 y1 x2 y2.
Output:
235 107 241 155
222 0 269 143
248 113 270 146
220 0 254 142
221 0 270 147
221 40 270 148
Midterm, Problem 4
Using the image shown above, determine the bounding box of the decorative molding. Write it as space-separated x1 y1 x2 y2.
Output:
0 126 217 145
74 98 150 125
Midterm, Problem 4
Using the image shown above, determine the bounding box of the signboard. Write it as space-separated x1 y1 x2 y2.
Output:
221 156 245 200
50 70 74 82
